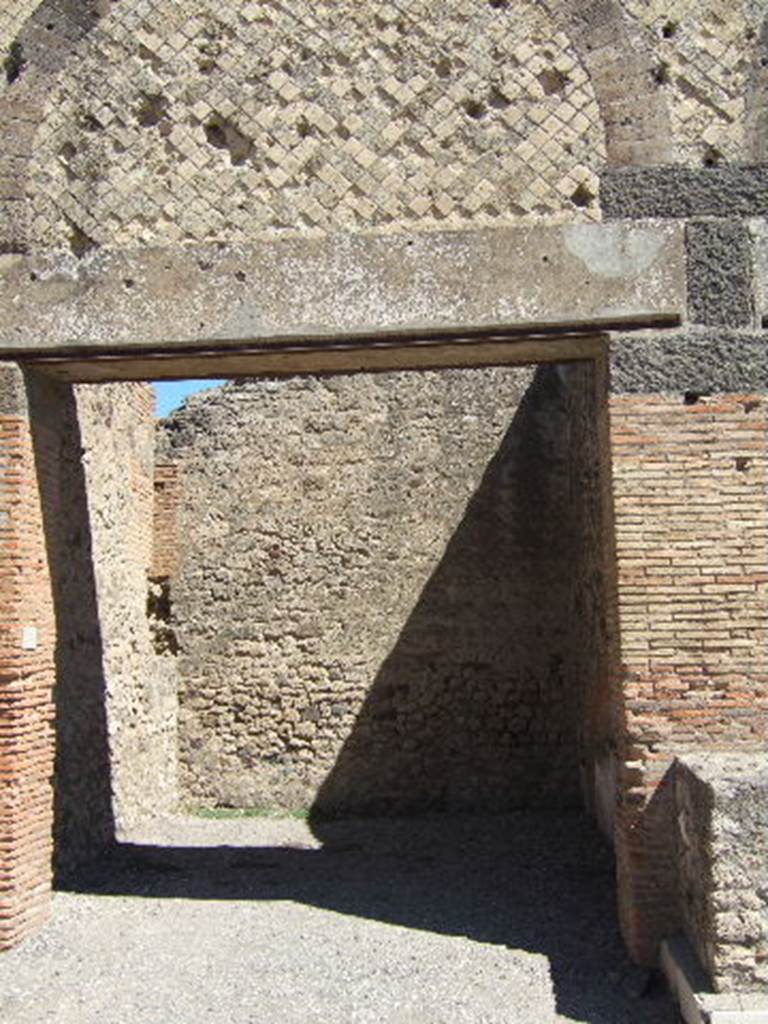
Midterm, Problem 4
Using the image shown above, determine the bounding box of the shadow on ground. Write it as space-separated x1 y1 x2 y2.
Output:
63 811 671 1023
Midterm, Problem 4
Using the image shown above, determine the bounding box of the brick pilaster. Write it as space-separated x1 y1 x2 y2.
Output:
0 376 56 949
151 463 182 581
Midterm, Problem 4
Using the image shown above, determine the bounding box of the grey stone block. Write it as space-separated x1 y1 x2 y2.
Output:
686 221 754 328
601 167 768 220
610 331 768 394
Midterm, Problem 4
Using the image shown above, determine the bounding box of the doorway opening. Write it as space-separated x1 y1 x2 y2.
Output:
6 333 659 1021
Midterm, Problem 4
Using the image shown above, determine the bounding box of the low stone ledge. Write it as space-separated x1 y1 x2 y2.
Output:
661 935 768 1024
674 754 768 995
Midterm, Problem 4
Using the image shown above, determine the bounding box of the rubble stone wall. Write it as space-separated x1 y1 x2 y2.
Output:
159 365 607 816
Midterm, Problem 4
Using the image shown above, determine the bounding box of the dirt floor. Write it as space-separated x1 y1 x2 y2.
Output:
0 812 674 1024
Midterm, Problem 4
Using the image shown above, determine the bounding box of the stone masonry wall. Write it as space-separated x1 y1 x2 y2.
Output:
23 371 115 877
674 754 768 993
562 358 617 832
0 0 766 980
159 366 606 816
19 0 607 251
75 383 178 834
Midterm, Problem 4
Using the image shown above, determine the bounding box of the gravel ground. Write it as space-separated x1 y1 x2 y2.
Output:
0 812 673 1024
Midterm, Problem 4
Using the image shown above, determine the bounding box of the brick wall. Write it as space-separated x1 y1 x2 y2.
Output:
609 392 768 964
151 463 181 581
0 365 55 950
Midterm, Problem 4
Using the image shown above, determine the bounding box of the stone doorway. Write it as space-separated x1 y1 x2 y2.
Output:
0 328 617 951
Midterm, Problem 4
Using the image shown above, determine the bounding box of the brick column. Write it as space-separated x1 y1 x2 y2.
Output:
0 365 56 949
608 392 768 964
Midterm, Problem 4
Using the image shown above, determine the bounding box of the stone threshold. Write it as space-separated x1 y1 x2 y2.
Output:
662 935 768 1024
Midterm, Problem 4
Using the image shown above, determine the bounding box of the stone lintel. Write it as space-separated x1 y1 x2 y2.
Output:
0 222 684 359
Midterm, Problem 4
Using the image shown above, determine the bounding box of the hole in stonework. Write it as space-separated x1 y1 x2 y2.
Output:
435 57 452 79
137 44 163 73
68 220 98 260
4 40 25 85
653 62 670 86
743 399 761 413
136 92 170 129
537 67 569 96
29 271 38 282
570 183 594 208
123 278 135 289
735 457 751 472
148 579 179 656
464 98 486 120
702 146 723 167
81 113 104 133
661 19 679 38
488 0 509 8
60 150 80 181
683 391 702 405
235 270 247 283
204 116 254 166
296 117 313 139
488 86 509 110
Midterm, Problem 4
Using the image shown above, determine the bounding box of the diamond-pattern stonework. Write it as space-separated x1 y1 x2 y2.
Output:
25 0 606 247
623 0 755 164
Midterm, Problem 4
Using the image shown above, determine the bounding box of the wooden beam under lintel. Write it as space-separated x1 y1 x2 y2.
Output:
22 332 607 383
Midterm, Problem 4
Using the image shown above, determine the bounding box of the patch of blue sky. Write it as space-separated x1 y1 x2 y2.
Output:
154 379 226 417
